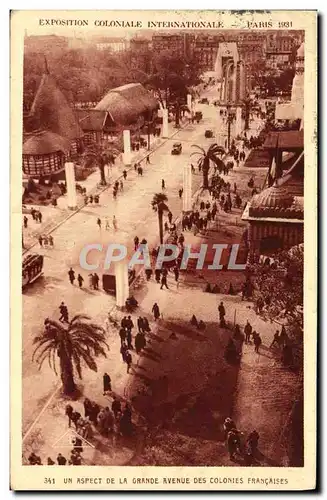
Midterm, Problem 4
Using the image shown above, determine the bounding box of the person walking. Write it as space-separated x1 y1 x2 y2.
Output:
97 217 101 230
23 216 28 228
123 169 127 180
254 332 262 353
135 332 146 354
126 329 134 350
38 235 43 248
77 274 84 288
68 267 75 285
146 155 151 165
178 188 183 199
105 218 110 231
65 404 73 427
137 316 144 333
38 211 43 223
218 301 226 327
93 273 100 290
270 330 280 348
112 215 117 231
112 396 122 419
119 326 127 346
103 372 112 395
125 350 132 373
152 302 160 321
161 179 165 190
120 180 124 191
134 236 139 250
244 320 252 343
160 274 169 290
168 211 173 224
48 235 54 247
57 453 67 465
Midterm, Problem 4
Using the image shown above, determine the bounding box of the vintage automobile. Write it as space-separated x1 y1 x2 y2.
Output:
171 142 182 155
205 129 214 138
22 253 44 288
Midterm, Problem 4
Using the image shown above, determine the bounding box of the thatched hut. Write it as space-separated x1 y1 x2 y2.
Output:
22 130 70 177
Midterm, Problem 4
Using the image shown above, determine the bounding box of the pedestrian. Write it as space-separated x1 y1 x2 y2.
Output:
89 195 93 203
152 302 160 320
218 301 226 327
120 341 128 362
254 333 262 353
57 453 67 465
120 180 124 191
71 410 81 430
23 215 28 228
143 316 151 333
134 163 137 171
126 331 134 351
43 235 49 248
68 267 75 285
65 404 73 427
244 320 252 343
38 235 43 247
227 429 241 460
246 429 259 459
38 212 43 223
160 274 169 290
270 330 280 348
97 217 101 230
103 372 112 395
125 350 132 373
48 235 54 247
137 316 144 333
112 215 117 231
173 266 179 282
113 188 117 199
83 398 92 418
94 194 99 204
134 236 139 250
155 268 161 283
135 332 146 354
168 211 173 224
88 273 94 288
138 166 143 176
146 155 150 164
178 188 183 199
93 273 99 290
123 169 127 180
119 327 126 345
59 301 66 322
105 218 110 231
161 179 165 190
112 396 122 420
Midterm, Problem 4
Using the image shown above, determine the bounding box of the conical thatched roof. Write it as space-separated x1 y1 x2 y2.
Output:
95 83 159 126
23 130 70 156
28 73 83 140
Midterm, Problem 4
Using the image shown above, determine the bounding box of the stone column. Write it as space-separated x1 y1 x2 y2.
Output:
115 260 129 309
123 129 131 166
183 163 192 212
235 106 242 136
64 162 77 210
187 94 192 112
239 63 245 101
232 66 237 102
162 108 169 138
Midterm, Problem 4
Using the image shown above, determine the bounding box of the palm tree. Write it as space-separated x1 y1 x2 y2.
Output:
83 142 121 186
151 193 169 244
190 144 226 190
32 315 109 396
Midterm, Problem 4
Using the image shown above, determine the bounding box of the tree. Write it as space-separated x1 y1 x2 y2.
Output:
151 193 169 245
190 144 225 190
250 244 303 343
82 142 121 185
32 314 109 396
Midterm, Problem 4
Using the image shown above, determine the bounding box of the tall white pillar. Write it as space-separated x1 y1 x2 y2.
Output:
187 94 192 112
183 163 192 212
123 129 131 166
239 63 245 101
64 162 77 210
232 66 237 102
235 106 242 137
115 260 129 308
162 108 169 138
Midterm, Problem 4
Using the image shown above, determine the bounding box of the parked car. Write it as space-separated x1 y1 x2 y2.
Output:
199 98 209 104
171 142 182 155
205 129 214 138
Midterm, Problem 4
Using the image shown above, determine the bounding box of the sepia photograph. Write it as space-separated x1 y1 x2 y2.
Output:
10 9 317 491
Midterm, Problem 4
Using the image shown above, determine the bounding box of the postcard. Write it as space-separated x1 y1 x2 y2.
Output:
10 9 317 491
